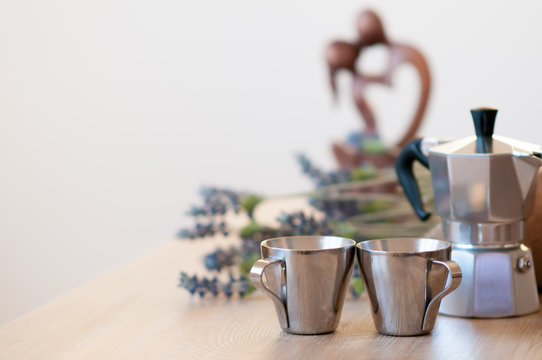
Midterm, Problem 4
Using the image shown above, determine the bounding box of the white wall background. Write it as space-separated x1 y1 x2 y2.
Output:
1 0 541 325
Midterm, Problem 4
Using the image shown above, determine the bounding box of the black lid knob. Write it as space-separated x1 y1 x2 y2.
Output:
471 107 497 137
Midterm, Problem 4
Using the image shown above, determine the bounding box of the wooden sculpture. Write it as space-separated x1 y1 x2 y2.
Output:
326 10 431 169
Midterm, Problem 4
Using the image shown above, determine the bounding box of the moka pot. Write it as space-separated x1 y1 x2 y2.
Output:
396 108 542 317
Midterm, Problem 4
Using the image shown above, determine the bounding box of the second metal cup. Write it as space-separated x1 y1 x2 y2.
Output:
357 238 462 336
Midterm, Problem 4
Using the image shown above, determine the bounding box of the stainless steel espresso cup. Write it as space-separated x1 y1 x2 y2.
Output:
357 238 462 336
250 236 356 335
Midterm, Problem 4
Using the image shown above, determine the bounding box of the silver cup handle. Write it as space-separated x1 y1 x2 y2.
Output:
422 260 462 332
250 259 289 329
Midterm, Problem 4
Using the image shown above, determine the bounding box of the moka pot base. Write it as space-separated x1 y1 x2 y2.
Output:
439 243 539 318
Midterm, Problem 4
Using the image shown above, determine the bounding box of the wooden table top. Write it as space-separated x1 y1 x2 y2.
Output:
2 200 542 359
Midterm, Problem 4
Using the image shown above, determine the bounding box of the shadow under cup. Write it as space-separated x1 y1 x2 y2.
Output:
250 236 356 335
357 238 462 336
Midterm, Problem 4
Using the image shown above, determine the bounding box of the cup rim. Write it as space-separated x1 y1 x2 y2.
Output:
356 237 451 255
261 235 356 252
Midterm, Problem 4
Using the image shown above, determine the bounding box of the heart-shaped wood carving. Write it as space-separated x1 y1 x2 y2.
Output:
325 10 431 169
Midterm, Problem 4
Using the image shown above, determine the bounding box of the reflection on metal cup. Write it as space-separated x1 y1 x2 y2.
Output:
357 238 462 336
250 236 356 335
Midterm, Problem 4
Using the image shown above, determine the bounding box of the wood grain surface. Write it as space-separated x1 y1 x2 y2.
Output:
2 200 542 359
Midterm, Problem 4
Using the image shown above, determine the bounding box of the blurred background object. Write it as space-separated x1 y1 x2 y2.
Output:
2 0 542 325
326 9 430 169
525 168 542 290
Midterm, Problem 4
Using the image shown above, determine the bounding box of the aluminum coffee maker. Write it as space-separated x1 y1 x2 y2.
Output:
396 108 542 318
